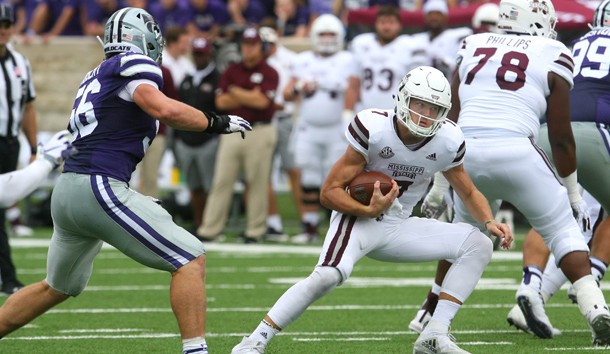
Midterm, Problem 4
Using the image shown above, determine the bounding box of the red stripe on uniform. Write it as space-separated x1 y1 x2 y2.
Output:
331 216 357 267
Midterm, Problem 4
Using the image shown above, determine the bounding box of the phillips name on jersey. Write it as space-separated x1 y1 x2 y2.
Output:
345 108 465 217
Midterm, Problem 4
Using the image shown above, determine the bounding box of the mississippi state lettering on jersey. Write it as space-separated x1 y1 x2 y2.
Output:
346 109 465 217
410 27 472 79
64 53 164 182
291 50 357 126
456 33 574 139
349 33 428 110
570 28 610 125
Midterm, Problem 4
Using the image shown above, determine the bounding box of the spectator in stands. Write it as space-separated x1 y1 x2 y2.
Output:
187 0 231 39
135 66 178 199
161 27 195 89
309 0 334 22
26 0 83 43
8 0 27 34
197 27 279 243
228 0 269 26
274 0 309 37
124 0 148 10
148 0 191 33
259 26 302 242
410 0 471 79
175 37 220 231
82 0 120 37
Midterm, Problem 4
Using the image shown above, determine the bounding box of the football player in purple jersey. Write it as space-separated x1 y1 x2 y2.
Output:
0 8 251 354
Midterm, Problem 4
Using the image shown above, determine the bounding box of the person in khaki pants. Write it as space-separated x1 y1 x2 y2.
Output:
197 27 279 243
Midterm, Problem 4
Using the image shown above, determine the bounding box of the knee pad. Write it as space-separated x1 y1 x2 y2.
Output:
302 186 321 206
551 227 589 265
310 266 342 296
459 230 494 265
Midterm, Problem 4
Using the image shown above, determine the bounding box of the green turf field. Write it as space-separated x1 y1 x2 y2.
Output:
0 221 605 354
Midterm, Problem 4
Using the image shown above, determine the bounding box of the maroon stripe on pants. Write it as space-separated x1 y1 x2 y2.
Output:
331 216 357 267
323 214 347 266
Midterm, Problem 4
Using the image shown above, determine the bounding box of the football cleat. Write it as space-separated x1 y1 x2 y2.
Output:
507 304 562 336
231 336 266 354
264 227 289 243
413 333 470 354
516 289 554 339
291 222 319 244
587 305 610 346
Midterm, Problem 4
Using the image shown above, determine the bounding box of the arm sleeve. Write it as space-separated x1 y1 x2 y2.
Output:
0 160 53 208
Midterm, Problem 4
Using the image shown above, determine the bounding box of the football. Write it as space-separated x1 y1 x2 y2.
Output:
348 171 393 205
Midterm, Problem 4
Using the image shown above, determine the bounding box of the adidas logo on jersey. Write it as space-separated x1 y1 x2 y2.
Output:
426 153 437 161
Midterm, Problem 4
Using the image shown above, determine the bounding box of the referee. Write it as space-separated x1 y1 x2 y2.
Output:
0 3 37 296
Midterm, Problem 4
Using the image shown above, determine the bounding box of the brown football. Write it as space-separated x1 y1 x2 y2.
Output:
348 171 393 205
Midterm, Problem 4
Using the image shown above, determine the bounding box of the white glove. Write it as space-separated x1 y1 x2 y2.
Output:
204 111 252 139
561 172 591 231
421 172 451 220
571 197 591 232
36 130 76 169
383 197 403 217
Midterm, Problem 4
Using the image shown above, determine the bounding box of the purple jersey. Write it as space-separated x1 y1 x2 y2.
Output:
64 53 164 182
41 0 83 35
570 28 610 125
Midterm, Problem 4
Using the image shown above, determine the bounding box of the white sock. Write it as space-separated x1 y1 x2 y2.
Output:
431 282 442 296
573 274 609 318
303 211 320 226
519 266 543 292
267 214 283 231
250 319 280 345
429 299 460 328
182 337 207 354
541 259 568 301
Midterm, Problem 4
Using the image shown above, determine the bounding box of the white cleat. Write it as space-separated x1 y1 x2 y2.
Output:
231 336 265 354
12 224 33 237
413 333 470 354
409 308 432 333
507 304 562 336
516 289 554 339
587 305 610 346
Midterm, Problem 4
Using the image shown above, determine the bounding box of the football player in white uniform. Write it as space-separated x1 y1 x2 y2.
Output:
283 14 359 243
0 130 74 208
349 5 428 111
412 0 610 345
231 66 513 354
410 0 472 80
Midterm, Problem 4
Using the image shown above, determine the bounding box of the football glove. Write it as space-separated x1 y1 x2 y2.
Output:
571 198 591 232
421 193 447 220
204 111 252 139
36 130 77 169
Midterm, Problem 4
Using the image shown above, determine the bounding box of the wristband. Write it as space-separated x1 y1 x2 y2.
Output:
484 219 495 228
560 171 581 206
30 146 37 155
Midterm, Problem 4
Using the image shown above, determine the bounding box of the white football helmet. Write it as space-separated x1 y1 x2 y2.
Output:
103 7 165 64
310 14 345 54
472 3 500 33
593 0 610 28
497 0 557 39
394 66 451 138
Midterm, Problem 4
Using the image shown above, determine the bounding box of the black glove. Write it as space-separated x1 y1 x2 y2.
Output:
204 111 252 139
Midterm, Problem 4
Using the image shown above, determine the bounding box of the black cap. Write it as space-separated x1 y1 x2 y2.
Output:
0 3 14 24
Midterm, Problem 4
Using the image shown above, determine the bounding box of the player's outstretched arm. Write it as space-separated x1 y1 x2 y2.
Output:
133 83 252 137
443 165 513 249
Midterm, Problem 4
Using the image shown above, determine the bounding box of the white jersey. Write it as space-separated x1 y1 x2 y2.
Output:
346 109 465 217
349 33 428 110
292 50 358 126
410 27 472 79
455 33 574 139
267 45 298 115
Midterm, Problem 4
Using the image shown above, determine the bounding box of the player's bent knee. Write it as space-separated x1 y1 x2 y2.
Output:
174 255 206 276
310 266 342 296
460 230 494 264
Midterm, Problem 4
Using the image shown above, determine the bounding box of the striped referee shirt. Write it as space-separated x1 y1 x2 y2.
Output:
0 45 35 139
